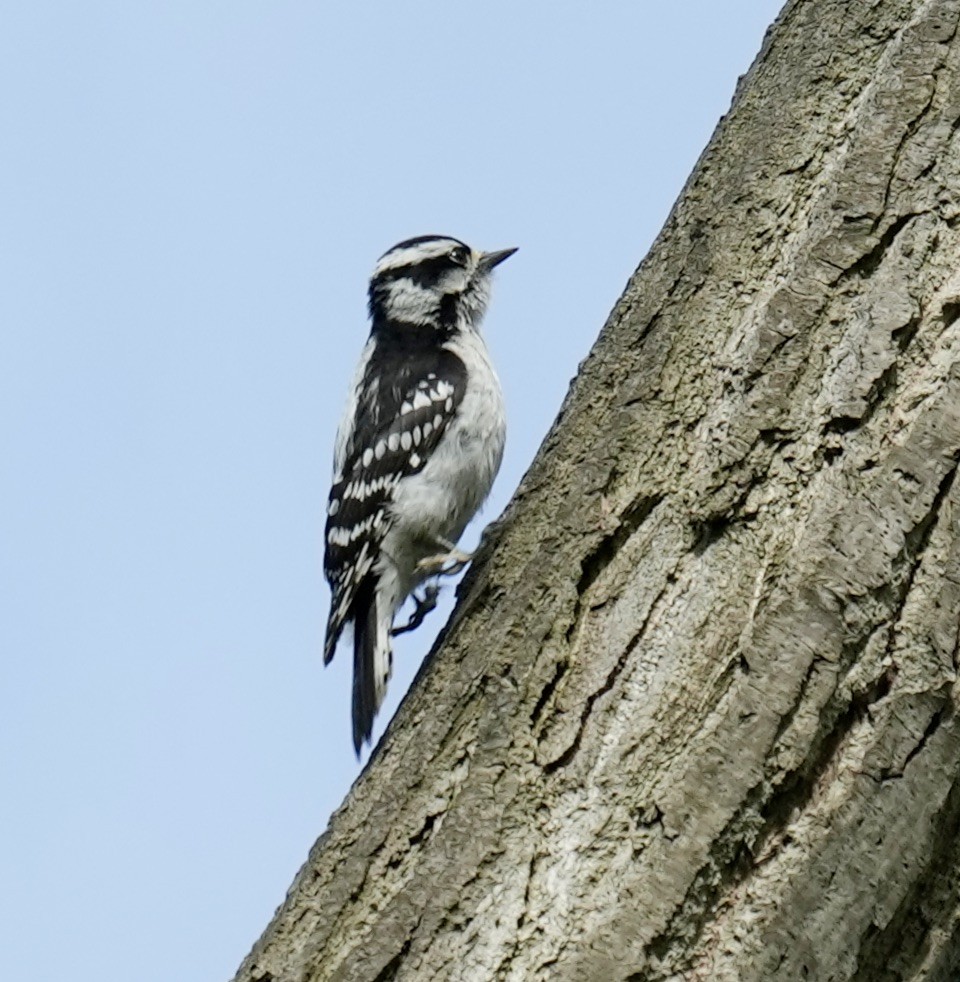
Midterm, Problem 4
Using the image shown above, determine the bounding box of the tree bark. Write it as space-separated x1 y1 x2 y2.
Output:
235 1 960 978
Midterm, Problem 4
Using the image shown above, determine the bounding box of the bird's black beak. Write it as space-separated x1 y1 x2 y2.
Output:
479 247 518 271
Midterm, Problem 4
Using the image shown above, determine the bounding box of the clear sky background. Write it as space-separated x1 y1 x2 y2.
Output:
2 3 783 979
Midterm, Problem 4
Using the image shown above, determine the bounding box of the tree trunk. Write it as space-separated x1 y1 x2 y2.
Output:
235 1 960 978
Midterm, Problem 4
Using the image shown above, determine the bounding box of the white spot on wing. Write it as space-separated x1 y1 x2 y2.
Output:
328 525 352 547
412 389 431 411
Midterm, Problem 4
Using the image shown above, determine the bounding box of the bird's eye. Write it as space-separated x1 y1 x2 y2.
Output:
449 246 469 266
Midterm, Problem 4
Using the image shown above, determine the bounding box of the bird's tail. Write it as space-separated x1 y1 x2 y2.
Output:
351 578 393 755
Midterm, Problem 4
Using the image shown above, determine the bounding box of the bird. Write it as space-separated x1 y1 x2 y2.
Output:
323 234 515 754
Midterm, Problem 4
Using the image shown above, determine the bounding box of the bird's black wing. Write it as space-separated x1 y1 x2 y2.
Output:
323 345 467 664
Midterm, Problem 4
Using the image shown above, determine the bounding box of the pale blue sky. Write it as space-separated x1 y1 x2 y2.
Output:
2 3 782 979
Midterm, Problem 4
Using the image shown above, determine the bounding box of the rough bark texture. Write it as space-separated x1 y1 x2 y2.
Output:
236 1 960 978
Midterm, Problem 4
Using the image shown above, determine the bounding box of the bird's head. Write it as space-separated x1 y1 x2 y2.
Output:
368 235 516 335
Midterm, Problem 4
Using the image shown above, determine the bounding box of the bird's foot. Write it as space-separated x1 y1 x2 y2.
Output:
391 582 441 636
416 545 474 577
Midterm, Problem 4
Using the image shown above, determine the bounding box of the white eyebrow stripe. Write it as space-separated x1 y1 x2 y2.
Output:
373 240 458 275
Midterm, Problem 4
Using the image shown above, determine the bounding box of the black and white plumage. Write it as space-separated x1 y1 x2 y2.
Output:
323 235 515 753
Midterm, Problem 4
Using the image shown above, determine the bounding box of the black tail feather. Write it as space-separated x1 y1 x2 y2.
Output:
352 579 378 755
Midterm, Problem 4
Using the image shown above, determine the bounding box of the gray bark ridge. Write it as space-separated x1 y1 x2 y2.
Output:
236 1 960 979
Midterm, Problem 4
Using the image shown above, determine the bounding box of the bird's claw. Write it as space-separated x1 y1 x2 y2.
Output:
415 547 474 577
392 582 441 636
